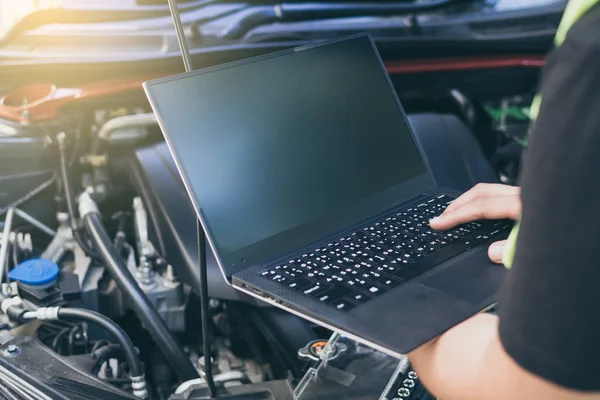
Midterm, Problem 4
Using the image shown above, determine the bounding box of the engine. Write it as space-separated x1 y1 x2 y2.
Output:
0 60 531 398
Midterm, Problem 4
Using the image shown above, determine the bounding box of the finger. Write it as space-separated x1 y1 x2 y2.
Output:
488 240 507 264
430 195 521 230
443 184 520 215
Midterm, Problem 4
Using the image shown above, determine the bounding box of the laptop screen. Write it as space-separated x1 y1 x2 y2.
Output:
146 35 431 273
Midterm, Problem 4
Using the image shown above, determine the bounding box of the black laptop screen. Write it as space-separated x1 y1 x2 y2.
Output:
147 36 428 266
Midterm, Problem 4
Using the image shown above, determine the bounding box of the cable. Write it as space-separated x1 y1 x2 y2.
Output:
52 327 71 354
91 340 111 353
91 343 124 376
81 208 199 382
198 219 218 397
56 132 100 260
92 343 123 362
58 309 141 375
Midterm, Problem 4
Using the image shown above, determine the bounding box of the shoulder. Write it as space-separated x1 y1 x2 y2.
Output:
563 3 600 50
542 4 600 81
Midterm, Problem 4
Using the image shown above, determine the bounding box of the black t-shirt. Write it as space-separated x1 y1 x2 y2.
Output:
497 4 600 392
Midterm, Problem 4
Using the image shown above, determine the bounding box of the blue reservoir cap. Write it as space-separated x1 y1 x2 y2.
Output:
9 259 59 285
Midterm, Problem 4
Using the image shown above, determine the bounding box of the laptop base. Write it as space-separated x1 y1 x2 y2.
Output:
233 188 508 357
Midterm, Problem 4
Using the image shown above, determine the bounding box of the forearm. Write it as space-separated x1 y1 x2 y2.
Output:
407 313 600 400
408 313 501 400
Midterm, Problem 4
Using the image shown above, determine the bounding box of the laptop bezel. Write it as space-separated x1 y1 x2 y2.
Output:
143 32 437 280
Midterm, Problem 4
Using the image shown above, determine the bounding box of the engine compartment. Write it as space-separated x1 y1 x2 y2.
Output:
0 55 534 399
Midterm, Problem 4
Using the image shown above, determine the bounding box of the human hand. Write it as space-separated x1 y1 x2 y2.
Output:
429 184 521 263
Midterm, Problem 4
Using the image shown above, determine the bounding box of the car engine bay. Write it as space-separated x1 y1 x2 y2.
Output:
0 44 537 399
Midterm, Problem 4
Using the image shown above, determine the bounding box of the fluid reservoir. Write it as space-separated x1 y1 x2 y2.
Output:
8 258 80 307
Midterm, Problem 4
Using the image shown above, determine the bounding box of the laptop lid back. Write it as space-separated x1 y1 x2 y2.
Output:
144 34 434 278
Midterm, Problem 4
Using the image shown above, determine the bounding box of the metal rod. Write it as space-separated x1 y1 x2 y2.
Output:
13 209 56 237
0 208 15 282
167 0 193 73
167 0 218 396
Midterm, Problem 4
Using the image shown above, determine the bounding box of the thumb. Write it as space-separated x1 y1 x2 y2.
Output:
488 240 507 264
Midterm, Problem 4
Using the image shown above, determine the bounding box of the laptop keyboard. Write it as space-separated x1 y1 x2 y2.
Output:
260 194 512 312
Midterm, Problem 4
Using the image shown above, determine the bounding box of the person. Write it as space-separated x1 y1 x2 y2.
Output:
407 1 600 399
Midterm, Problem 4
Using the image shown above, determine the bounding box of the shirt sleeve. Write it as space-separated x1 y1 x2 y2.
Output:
497 7 600 392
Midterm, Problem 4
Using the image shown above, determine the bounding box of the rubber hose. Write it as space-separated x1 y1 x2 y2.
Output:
91 343 124 376
92 343 123 362
57 134 100 260
82 212 199 381
57 308 142 377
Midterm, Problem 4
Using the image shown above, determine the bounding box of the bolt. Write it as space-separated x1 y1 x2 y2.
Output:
137 262 155 285
4 345 20 357
408 371 417 380
397 387 411 397
164 265 178 283
56 212 69 225
319 343 336 360
208 298 220 310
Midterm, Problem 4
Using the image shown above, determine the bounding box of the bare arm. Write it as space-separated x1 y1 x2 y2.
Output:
409 7 600 399
408 314 600 400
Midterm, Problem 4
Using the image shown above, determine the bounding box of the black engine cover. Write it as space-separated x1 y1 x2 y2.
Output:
130 141 260 303
0 336 135 399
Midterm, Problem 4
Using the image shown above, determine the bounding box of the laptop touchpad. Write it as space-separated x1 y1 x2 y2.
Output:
419 256 506 305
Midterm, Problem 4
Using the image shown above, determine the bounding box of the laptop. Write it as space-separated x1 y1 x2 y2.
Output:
143 33 510 357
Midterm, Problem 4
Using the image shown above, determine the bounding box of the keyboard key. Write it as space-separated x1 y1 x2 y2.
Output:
316 286 352 303
459 233 490 248
329 299 356 312
444 233 460 242
452 227 472 237
346 292 371 304
391 244 466 281
376 276 402 289
286 278 312 290
271 275 287 283
261 195 474 310
416 246 435 255
368 285 382 294
303 284 330 297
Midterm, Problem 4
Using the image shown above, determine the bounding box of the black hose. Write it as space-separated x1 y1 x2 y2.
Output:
52 327 71 354
56 308 143 377
91 343 124 376
91 340 110 353
92 343 123 361
83 212 199 381
57 134 100 260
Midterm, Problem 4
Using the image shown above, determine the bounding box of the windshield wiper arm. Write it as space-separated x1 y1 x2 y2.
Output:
222 0 476 39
